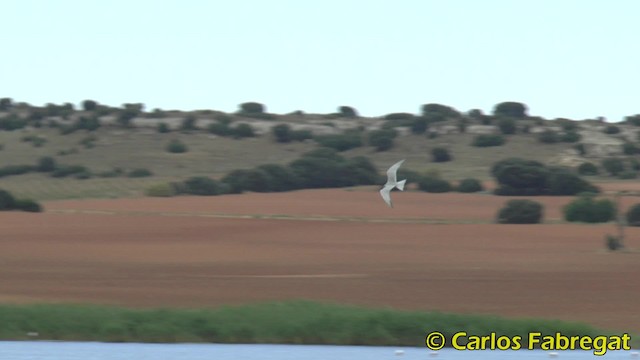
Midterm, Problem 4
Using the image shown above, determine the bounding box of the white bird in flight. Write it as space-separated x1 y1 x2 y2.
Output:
380 159 406 208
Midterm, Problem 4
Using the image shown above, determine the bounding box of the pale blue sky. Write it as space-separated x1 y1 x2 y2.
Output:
1 0 638 121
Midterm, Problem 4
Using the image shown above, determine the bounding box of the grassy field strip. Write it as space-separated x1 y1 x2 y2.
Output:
0 301 617 346
45 208 500 224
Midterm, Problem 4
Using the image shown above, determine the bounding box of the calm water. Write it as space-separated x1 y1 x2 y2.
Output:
0 342 636 360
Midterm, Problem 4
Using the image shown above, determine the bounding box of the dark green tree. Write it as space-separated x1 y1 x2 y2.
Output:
0 98 13 111
431 147 452 162
82 100 98 111
239 102 265 114
493 102 527 119
338 106 358 118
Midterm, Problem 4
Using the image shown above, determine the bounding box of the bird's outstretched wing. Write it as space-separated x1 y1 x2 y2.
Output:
380 185 394 207
386 159 405 185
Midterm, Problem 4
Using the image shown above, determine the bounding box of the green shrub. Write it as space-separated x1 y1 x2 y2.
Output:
456 178 483 193
37 157 56 172
14 198 42 212
183 176 226 196
215 114 233 125
240 169 274 192
0 114 27 131
384 113 414 121
618 170 637 179
75 116 101 131
97 168 124 178
603 125 620 134
394 168 423 186
558 119 578 131
564 193 616 223
144 183 176 197
472 134 505 147
574 143 586 156
601 158 625 176
79 135 97 149
605 235 623 251
291 129 313 141
117 109 137 128
345 156 379 185
127 168 153 178
537 130 559 144
368 129 397 151
431 147 452 162
150 108 166 118
497 199 543 224
417 176 452 193
323 113 341 119
208 122 231 136
220 169 251 194
180 115 198 131
21 134 46 147
232 123 255 139
623 142 638 155
74 170 92 180
561 131 581 143
0 189 16 210
0 165 36 178
547 167 600 195
288 154 348 189
59 124 78 135
157 122 170 133
51 165 89 178
166 139 188 153
288 148 377 189
625 203 640 226
238 112 276 120
256 164 301 192
577 162 598 176
314 132 363 151
410 117 428 134
272 124 292 143
492 158 598 196
497 117 516 135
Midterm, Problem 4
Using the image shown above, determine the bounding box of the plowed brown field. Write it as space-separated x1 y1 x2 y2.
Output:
2 187 640 333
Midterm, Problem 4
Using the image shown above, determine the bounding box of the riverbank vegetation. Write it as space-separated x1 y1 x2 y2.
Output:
0 301 613 347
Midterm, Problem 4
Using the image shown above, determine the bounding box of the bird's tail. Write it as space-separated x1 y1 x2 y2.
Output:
396 179 406 191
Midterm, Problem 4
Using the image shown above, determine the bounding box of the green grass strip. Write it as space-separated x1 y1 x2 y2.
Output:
0 300 618 346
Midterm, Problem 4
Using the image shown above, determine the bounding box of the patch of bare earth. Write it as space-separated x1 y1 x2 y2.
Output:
1 187 639 334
